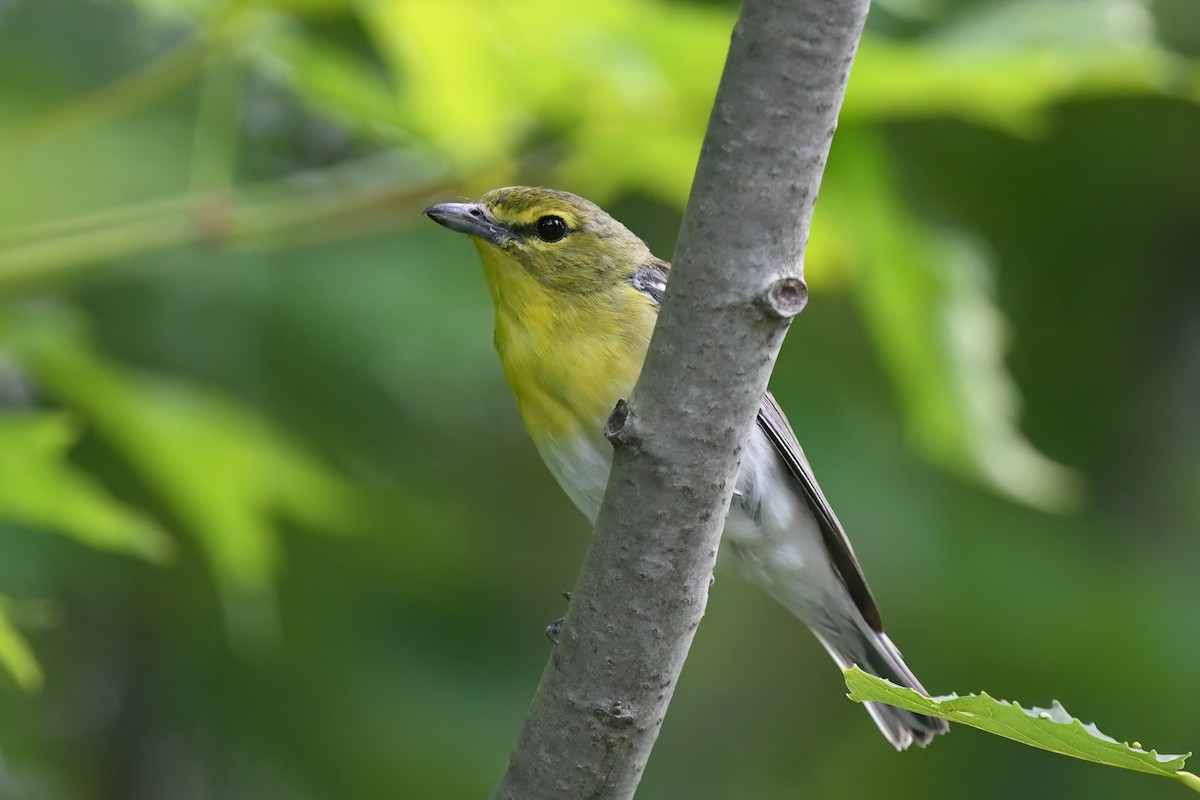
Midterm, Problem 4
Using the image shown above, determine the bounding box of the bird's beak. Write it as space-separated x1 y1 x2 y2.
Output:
423 202 515 246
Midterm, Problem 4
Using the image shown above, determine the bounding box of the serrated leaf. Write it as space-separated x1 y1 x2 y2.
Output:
845 667 1199 791
0 599 42 691
0 412 174 563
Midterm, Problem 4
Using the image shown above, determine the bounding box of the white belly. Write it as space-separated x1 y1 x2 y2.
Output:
537 426 849 627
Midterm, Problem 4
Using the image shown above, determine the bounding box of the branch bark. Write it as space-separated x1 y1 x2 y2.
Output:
492 0 871 797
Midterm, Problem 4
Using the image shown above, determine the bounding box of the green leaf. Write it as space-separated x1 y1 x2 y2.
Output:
843 41 1200 137
845 667 1200 791
350 0 1200 162
0 412 173 562
145 0 1200 182
820 131 1082 511
12 310 371 644
0 599 42 692
256 28 413 144
355 0 728 179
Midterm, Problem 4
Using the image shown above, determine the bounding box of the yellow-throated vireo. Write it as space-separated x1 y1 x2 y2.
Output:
425 187 948 750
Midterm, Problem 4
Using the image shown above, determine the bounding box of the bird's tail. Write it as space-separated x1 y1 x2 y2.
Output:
813 622 949 750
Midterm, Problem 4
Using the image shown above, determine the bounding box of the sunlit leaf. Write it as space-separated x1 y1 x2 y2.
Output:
359 0 526 160
0 412 173 562
844 41 1200 136
353 0 1200 158
845 667 1200 792
355 0 727 179
819 131 1081 511
0 598 42 692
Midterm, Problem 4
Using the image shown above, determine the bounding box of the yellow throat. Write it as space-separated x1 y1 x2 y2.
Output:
476 241 657 443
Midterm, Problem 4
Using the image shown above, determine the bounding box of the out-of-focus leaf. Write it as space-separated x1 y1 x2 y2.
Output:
168 0 1200 197
932 0 1156 49
348 0 1200 169
255 28 412 143
0 412 173 562
844 41 1200 136
560 126 702 209
354 0 727 194
359 0 572 160
819 131 1081 511
0 599 42 692
13 312 370 637
845 667 1200 792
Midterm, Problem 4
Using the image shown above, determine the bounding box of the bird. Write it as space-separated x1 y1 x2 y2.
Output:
424 186 948 750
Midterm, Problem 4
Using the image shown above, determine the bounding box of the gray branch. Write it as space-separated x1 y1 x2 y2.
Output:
492 0 871 797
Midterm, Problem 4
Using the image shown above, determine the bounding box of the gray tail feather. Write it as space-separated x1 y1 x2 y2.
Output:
816 626 949 751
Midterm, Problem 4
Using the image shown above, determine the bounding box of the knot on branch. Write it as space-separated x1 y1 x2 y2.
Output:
604 399 643 449
594 700 636 730
757 276 808 320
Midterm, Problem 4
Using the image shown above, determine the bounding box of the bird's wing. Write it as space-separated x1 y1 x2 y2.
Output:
756 392 884 632
630 259 883 630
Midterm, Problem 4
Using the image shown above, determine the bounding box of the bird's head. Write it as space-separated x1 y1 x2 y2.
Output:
424 186 653 295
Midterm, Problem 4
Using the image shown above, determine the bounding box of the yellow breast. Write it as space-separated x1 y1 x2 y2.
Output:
477 244 657 443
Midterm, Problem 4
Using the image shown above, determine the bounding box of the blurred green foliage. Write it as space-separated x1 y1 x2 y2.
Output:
0 410 170 565
0 0 1198 798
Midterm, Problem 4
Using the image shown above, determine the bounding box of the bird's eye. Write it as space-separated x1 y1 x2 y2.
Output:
535 215 568 243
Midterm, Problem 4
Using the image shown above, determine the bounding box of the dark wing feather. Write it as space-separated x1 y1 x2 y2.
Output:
757 392 884 632
630 261 882 630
